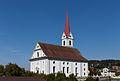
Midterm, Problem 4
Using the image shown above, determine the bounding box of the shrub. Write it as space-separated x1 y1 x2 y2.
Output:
54 72 66 81
86 77 96 81
68 74 77 81
46 73 55 81
115 72 120 76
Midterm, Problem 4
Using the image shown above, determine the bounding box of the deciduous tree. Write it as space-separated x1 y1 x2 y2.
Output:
0 65 4 76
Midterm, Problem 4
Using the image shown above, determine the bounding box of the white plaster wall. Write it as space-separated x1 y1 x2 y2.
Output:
31 43 46 59
62 39 73 47
30 59 49 74
61 32 73 47
30 59 88 77
49 59 88 77
81 63 88 77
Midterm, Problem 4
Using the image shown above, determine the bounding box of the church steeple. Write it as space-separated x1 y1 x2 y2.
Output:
61 11 74 47
65 11 70 38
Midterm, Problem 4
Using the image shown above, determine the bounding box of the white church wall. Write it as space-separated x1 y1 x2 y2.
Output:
30 58 88 77
30 59 49 74
31 43 46 59
30 59 88 77
81 63 88 77
49 59 88 77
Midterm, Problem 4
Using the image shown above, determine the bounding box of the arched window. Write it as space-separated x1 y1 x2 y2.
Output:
53 66 55 73
53 61 55 64
37 52 39 57
75 67 77 76
63 67 65 73
67 67 69 73
36 67 39 73
69 41 71 45
84 73 86 75
63 41 65 45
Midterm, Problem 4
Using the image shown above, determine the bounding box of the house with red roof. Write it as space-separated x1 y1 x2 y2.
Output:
112 66 119 70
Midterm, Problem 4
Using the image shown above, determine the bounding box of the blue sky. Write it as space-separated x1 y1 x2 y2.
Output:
0 0 120 70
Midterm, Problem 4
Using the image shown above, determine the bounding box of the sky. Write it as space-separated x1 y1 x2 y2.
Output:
0 0 120 70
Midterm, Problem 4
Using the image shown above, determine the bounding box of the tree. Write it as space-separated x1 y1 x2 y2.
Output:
54 72 66 81
0 65 4 76
97 71 101 76
115 72 120 76
67 74 77 81
86 77 96 81
23 70 35 76
46 73 55 81
5 63 22 76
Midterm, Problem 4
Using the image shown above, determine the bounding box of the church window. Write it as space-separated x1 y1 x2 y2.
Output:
63 62 65 64
67 62 69 65
63 67 65 73
67 67 69 73
69 35 71 37
36 67 39 73
63 41 65 45
37 52 39 57
69 41 71 45
84 73 85 75
75 67 77 76
53 61 55 64
37 70 39 73
75 63 77 65
53 66 55 73
84 64 85 66
84 68 85 71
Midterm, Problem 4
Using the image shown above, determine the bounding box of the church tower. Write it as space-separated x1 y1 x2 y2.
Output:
61 11 74 47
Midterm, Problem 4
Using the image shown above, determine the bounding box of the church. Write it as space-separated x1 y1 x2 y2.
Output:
29 11 88 77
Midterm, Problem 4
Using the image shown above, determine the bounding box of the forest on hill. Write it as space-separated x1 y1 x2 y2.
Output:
88 59 120 69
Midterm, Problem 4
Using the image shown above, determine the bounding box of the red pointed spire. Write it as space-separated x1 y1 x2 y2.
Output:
65 11 70 38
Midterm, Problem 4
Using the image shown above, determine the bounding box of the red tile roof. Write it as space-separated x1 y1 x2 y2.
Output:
112 66 118 67
0 77 47 81
30 42 88 62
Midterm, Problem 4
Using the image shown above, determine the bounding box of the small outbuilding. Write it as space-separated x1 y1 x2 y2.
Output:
101 68 115 77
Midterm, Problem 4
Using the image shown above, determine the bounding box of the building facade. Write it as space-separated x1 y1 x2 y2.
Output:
101 68 115 77
30 11 88 77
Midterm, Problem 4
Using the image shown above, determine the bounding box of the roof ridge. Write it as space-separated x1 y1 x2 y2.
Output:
38 42 76 49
